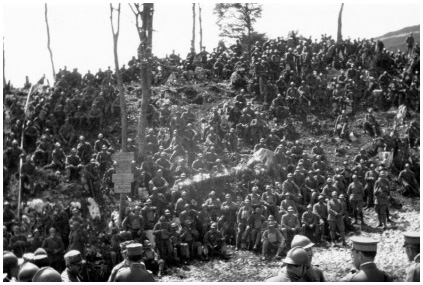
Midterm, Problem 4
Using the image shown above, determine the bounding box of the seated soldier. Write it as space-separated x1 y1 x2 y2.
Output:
202 222 228 260
65 148 83 182
363 108 381 137
301 205 320 241
398 163 419 196
45 142 66 171
87 104 103 130
142 240 164 276
33 135 52 167
246 207 266 251
180 220 202 263
58 118 76 147
281 206 302 246
334 110 349 138
261 216 285 261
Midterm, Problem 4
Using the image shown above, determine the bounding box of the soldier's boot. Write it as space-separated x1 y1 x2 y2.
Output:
158 259 165 277
275 247 285 260
340 232 347 246
353 210 358 224
386 208 392 222
377 216 383 227
330 232 336 247
360 212 366 225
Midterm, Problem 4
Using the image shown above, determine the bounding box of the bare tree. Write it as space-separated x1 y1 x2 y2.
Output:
337 3 344 44
44 4 56 82
198 3 203 50
129 3 154 158
3 38 6 89
191 3 196 52
110 4 128 152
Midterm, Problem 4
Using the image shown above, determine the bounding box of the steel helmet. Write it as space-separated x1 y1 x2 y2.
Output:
18 262 40 282
3 251 18 273
32 267 62 282
291 235 314 249
282 246 310 265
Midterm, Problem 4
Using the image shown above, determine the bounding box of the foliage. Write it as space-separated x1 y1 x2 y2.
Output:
213 3 263 54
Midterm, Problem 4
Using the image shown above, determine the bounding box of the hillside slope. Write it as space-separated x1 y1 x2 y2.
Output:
376 24 420 52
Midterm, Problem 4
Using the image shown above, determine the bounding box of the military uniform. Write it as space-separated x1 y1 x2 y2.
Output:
341 237 392 282
403 232 420 282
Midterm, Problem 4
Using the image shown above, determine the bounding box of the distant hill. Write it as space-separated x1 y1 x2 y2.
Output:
376 25 420 52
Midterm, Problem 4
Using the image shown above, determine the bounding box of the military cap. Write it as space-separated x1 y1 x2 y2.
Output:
64 250 86 265
126 243 143 256
339 194 345 199
210 222 218 229
287 173 293 178
287 206 295 212
326 177 332 183
332 191 339 197
145 199 153 204
268 215 276 221
283 247 309 265
403 232 420 245
350 236 379 252
318 195 325 200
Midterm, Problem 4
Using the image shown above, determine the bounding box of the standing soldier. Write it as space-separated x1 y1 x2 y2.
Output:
347 175 365 225
403 232 420 282
327 191 346 247
364 164 378 210
341 237 392 281
153 215 173 263
374 171 390 230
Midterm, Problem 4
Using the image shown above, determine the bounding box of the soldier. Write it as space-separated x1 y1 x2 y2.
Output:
347 175 365 225
313 195 328 241
265 247 310 281
403 232 420 282
203 222 228 260
122 206 145 241
32 267 62 282
58 118 77 146
3 251 19 282
327 191 346 247
364 164 378 210
180 220 202 263
374 171 390 230
76 136 93 165
246 207 266 251
363 108 381 137
291 235 325 281
114 243 155 282
61 250 86 282
202 191 222 221
153 215 173 263
301 205 320 241
398 164 419 197
334 110 348 138
341 237 392 281
261 216 285 261
17 262 40 282
281 206 301 242
42 227 65 272
45 142 66 170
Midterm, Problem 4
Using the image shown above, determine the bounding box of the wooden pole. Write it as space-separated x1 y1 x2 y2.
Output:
45 4 56 82
337 3 344 44
17 85 34 221
198 3 203 50
191 3 196 52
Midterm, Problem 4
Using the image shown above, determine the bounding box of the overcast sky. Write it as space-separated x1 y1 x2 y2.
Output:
2 0 420 86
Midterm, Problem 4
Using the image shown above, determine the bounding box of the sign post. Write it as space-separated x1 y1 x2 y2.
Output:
112 152 134 226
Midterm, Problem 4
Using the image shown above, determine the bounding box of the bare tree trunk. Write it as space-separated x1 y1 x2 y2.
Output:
198 3 203 50
130 4 154 159
337 3 344 44
191 3 196 52
3 38 6 89
110 4 128 152
45 4 56 82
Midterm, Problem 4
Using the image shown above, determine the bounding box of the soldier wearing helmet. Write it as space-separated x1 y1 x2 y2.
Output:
114 243 155 281
203 222 228 261
3 251 19 282
65 148 82 182
261 215 285 261
32 267 62 282
328 191 346 247
93 133 111 153
291 235 325 281
265 247 310 281
17 262 40 282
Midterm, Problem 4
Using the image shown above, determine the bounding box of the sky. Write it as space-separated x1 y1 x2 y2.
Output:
2 0 420 86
